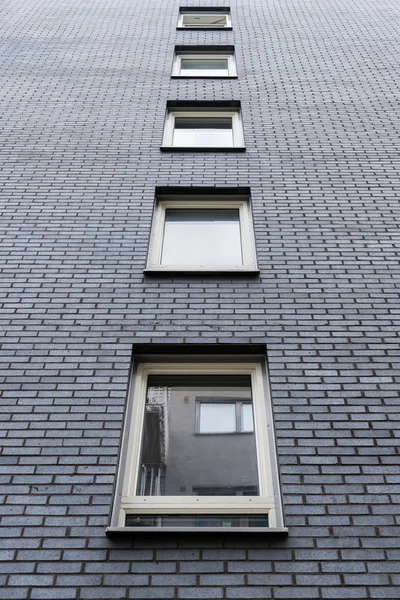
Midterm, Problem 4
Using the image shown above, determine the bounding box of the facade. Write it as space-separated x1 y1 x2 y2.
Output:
1 0 400 597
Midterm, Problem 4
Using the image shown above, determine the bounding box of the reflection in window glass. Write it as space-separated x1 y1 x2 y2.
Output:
173 117 233 147
180 58 229 76
182 14 228 27
199 403 236 433
199 402 254 434
136 375 259 497
242 403 254 432
161 209 243 267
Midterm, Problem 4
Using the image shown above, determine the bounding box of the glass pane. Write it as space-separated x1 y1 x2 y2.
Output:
194 486 258 496
126 514 268 528
136 375 259 497
180 58 229 75
199 403 236 433
161 209 243 267
173 117 233 147
242 403 254 432
182 14 227 27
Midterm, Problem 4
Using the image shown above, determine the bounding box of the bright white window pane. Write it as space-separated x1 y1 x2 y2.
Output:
199 403 236 433
182 14 228 27
173 117 233 147
242 404 254 432
181 58 229 76
161 209 243 267
179 67 228 77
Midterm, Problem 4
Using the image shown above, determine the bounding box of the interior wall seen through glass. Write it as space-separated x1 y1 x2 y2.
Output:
180 58 229 76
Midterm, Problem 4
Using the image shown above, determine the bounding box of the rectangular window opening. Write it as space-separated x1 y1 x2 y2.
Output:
172 49 237 78
109 355 286 533
162 105 244 150
178 9 232 29
145 191 257 273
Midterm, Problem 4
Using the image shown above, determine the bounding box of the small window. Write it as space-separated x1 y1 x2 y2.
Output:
178 8 232 29
145 190 258 272
197 400 254 434
172 48 237 78
109 355 285 532
162 103 244 150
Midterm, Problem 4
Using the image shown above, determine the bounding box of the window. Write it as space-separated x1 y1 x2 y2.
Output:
197 400 254 433
177 8 232 29
109 353 285 532
172 46 237 78
162 102 244 150
145 189 258 272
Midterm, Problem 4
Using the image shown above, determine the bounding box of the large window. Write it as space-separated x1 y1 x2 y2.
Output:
177 8 232 29
162 102 245 150
172 47 237 78
145 190 258 273
109 355 285 532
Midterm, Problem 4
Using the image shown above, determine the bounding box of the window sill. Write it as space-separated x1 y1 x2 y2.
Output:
144 267 260 276
171 75 238 79
160 146 246 152
177 27 233 31
107 526 288 535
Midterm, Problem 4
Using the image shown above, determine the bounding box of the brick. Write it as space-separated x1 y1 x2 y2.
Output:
8 575 54 587
200 575 244 586
151 575 196 586
0 590 29 600
226 589 272 599
228 561 272 573
178 590 223 599
55 575 101 587
130 562 176 574
30 590 77 600
103 575 149 586
129 590 175 599
156 550 199 561
202 549 246 561
370 589 400 599
274 588 320 599
181 562 224 573
321 589 368 599
80 589 127 599
248 574 293 586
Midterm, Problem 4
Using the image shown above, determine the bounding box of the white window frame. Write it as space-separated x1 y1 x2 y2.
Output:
172 52 237 78
162 109 245 149
109 359 285 532
177 11 232 29
145 195 258 272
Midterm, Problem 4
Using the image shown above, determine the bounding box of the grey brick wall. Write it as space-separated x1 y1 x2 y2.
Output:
1 0 400 597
